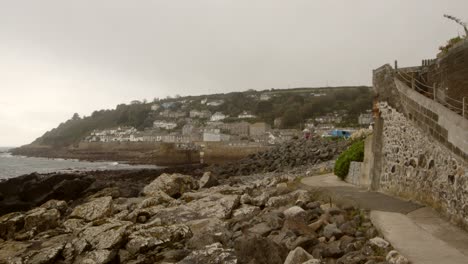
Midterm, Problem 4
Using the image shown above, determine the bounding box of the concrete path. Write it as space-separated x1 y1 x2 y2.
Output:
301 173 468 264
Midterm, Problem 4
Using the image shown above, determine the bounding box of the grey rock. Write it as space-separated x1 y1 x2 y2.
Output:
126 224 192 255
283 206 307 220
284 246 317 264
0 212 25 240
24 207 60 232
142 173 198 198
39 200 67 213
369 237 389 249
186 193 240 219
69 196 113 222
199 172 218 189
386 250 409 264
79 220 131 250
323 224 343 239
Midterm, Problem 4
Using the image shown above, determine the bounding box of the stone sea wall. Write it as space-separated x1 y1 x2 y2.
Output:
371 64 468 229
377 101 468 228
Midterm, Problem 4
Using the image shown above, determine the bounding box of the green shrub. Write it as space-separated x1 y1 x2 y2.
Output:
334 140 365 180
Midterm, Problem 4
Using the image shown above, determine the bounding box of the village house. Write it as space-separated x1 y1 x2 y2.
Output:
200 98 208 104
153 120 177 130
130 100 142 105
250 122 271 136
259 93 272 101
189 110 212 119
210 112 227 121
161 102 176 109
207 99 225 106
227 121 250 136
162 133 191 144
86 126 139 142
358 112 373 125
151 104 160 111
159 110 187 118
315 114 342 124
203 128 230 142
182 124 200 135
238 111 256 119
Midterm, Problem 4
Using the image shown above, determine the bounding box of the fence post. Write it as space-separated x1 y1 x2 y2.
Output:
433 84 436 101
411 77 415 90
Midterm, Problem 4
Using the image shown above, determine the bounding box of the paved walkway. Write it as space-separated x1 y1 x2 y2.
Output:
301 173 468 264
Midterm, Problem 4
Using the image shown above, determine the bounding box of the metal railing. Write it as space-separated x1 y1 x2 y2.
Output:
396 70 467 119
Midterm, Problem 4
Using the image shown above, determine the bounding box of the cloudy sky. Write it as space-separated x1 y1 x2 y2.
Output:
0 0 467 146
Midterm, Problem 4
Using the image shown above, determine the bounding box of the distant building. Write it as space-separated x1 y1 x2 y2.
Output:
238 111 256 119
260 93 272 101
227 121 250 136
358 113 373 125
203 128 230 142
130 100 142 105
250 122 271 136
151 104 160 111
200 98 208 105
161 102 175 109
159 110 186 118
315 114 342 124
182 124 199 135
153 120 177 130
210 112 227 121
86 126 138 142
190 110 212 119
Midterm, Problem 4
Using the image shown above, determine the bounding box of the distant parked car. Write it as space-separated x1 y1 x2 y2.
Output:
326 129 351 139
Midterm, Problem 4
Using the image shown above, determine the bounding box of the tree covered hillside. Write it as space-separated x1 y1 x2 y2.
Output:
31 86 373 147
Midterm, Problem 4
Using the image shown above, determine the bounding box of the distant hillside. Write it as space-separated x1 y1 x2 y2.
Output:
28 86 372 148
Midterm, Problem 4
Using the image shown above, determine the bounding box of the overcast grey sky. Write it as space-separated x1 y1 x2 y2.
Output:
0 0 467 146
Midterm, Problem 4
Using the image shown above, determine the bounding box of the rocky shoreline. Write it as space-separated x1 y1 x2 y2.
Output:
0 139 409 264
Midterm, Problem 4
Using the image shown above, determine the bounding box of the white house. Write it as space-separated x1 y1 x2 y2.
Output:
161 102 175 109
238 111 256 119
151 104 160 111
260 93 272 101
203 128 230 142
190 110 212 119
210 112 227 121
358 112 373 125
153 120 177 130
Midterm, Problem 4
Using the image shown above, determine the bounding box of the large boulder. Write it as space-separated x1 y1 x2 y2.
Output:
323 223 343 239
0 212 25 240
70 196 113 222
79 220 132 250
186 193 240 219
142 173 198 198
198 172 218 189
24 207 61 232
126 224 192 255
39 199 67 213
